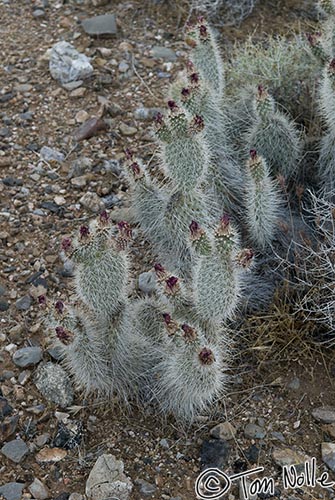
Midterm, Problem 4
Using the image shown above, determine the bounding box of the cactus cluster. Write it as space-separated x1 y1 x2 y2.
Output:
187 0 256 26
46 5 335 422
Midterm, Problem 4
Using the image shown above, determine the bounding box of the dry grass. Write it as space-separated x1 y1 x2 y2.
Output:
239 282 331 366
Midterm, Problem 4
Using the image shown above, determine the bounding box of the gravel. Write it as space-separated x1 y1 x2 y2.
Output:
34 362 74 407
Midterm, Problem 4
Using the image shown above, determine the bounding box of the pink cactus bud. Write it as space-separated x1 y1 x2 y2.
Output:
61 238 72 252
79 225 90 239
306 32 321 47
38 295 47 308
198 347 215 365
165 276 180 295
129 161 142 179
216 214 231 238
154 112 164 125
257 84 267 99
250 149 257 160
190 73 199 85
124 148 133 160
186 60 195 71
163 313 179 336
181 323 197 341
55 326 73 345
193 115 204 131
190 220 200 235
118 221 132 239
189 220 205 241
220 214 231 229
199 24 208 38
55 300 65 314
329 59 335 73
99 210 109 225
167 100 178 112
163 313 171 324
154 263 166 280
236 248 254 268
181 87 191 98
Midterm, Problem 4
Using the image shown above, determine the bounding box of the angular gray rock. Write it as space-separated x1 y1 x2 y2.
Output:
40 146 65 163
322 442 335 472
135 479 156 496
151 46 177 61
210 422 236 440
1 438 29 463
82 14 117 37
272 447 309 467
312 406 335 424
28 478 49 500
244 423 266 439
15 295 32 311
0 483 25 500
49 41 93 84
34 362 74 408
13 346 43 367
86 454 133 500
79 192 105 213
134 107 163 120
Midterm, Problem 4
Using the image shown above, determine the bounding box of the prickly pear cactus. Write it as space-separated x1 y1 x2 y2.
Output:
45 15 325 423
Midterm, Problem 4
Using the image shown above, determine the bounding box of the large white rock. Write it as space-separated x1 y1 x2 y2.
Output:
49 41 93 84
86 454 133 500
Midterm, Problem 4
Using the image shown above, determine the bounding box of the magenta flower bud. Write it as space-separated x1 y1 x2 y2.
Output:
190 220 200 236
329 59 335 73
55 300 65 315
189 220 205 241
163 313 179 336
307 32 319 46
118 221 132 239
61 238 72 252
181 87 190 97
165 276 179 295
199 24 208 38
250 149 257 160
163 313 171 324
166 276 178 288
190 72 199 84
167 100 178 112
220 214 231 229
186 60 195 70
236 248 254 268
124 148 133 160
216 214 231 238
79 225 90 239
130 161 141 176
198 347 215 365
38 295 47 308
55 326 73 345
99 210 109 225
181 323 197 342
154 112 164 125
154 263 166 280
193 115 204 131
257 84 267 98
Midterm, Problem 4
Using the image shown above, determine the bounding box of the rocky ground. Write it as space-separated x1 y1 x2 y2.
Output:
1 0 335 499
